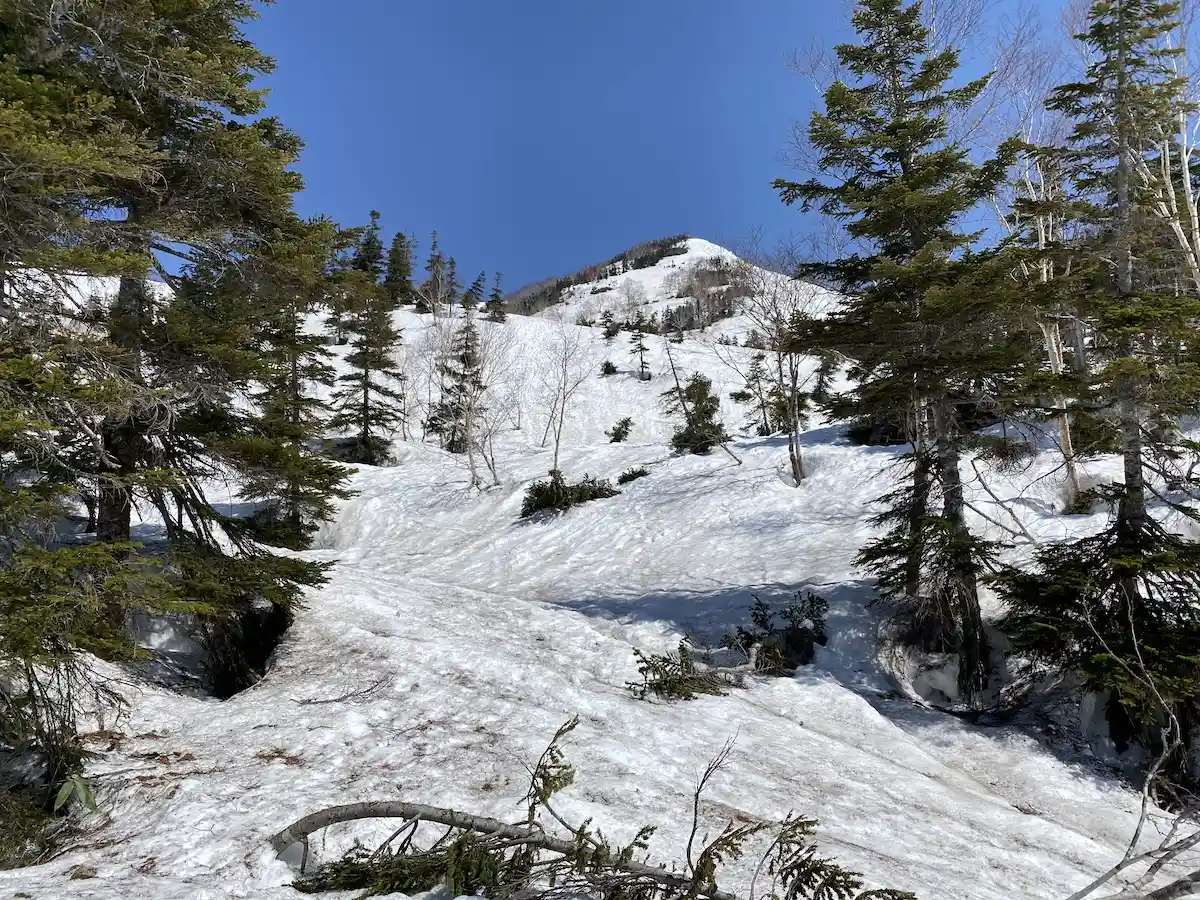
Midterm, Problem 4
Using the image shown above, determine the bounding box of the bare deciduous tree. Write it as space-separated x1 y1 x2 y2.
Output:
538 319 595 474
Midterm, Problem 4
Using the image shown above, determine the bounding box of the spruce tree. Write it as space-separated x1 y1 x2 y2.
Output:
774 0 1020 703
428 310 488 480
384 231 415 305
329 225 406 466
485 272 507 322
662 374 730 455
630 327 651 381
999 0 1200 761
464 271 486 310
444 256 460 308
352 209 386 280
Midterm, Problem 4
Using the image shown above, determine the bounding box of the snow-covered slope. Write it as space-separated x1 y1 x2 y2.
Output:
0 285 1148 900
533 237 841 338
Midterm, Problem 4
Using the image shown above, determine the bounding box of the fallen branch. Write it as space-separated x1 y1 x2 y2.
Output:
271 800 740 900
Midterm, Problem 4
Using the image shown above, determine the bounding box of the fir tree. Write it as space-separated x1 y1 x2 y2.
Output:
729 353 781 436
774 0 1020 703
662 374 729 455
601 310 620 341
630 325 651 381
463 271 486 311
384 232 415 305
999 0 1200 766
352 210 385 280
444 256 460 307
427 311 488 475
485 273 507 322
329 247 406 466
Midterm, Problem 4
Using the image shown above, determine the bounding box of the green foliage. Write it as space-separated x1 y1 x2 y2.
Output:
607 417 634 442
384 231 415 305
663 374 729 455
723 593 830 674
0 790 63 870
629 328 652 381
427 312 486 455
964 434 1036 475
626 642 741 700
293 718 912 900
998 520 1200 783
520 470 619 519
600 360 619 376
617 467 650 485
485 273 507 322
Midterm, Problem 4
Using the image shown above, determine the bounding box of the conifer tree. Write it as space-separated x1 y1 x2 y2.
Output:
444 256 460 308
352 210 385 280
384 232 415 305
428 310 488 482
630 327 651 381
601 310 620 341
999 0 1200 756
463 271 486 310
730 353 781 436
774 0 1020 702
662 374 730 455
234 216 354 548
329 227 406 466
485 273 507 322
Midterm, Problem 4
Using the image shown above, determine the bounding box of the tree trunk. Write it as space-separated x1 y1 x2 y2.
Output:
904 402 932 601
931 399 987 705
96 274 146 546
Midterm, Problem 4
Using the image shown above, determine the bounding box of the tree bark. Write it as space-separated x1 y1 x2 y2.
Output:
932 398 987 705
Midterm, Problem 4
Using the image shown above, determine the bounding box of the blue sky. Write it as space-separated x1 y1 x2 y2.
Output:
245 1 849 291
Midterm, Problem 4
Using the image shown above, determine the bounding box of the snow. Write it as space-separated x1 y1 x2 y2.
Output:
0 245 1159 900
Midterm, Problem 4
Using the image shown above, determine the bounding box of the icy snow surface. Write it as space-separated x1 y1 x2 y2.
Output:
1 245 1150 900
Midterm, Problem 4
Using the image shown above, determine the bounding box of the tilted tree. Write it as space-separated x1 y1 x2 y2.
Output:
774 0 1021 703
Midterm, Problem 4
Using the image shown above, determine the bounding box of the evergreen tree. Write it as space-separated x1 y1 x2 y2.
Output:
384 231 415 305
730 353 782 436
774 0 1020 703
463 271 486 310
427 311 487 464
352 209 385 280
999 0 1200 764
601 310 620 341
630 327 651 381
444 256 460 308
329 231 406 466
485 272 507 322
662 374 730 455
234 216 354 548
417 230 444 313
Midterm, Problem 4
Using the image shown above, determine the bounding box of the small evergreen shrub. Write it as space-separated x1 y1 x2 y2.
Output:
722 593 829 674
617 466 649 485
663 374 729 454
599 360 618 376
520 470 619 518
0 790 62 869
626 641 742 701
607 416 633 442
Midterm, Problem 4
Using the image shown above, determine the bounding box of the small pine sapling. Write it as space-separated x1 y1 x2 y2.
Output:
600 360 618 376
607 417 633 443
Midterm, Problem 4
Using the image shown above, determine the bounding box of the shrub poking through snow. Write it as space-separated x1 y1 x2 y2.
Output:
662 373 728 455
722 593 829 673
280 717 914 899
600 360 618 376
626 641 742 701
607 416 633 442
617 466 649 485
520 470 619 518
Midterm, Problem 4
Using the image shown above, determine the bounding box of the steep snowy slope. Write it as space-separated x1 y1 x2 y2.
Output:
0 296 1148 900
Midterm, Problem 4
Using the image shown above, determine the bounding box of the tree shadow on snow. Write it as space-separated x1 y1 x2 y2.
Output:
559 578 1137 794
